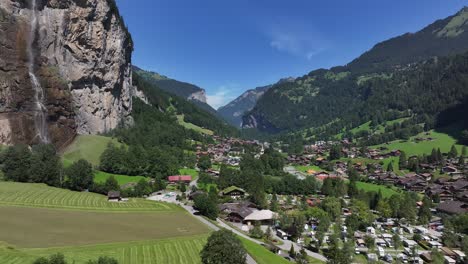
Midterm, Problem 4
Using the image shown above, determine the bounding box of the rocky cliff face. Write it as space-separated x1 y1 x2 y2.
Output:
0 0 133 147
187 90 207 103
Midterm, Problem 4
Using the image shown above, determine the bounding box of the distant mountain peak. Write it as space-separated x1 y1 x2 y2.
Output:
218 78 295 127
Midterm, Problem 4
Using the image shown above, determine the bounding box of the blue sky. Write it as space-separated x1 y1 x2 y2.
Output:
116 0 466 109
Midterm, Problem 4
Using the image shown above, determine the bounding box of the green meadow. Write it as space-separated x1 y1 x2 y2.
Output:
177 115 214 135
371 129 466 156
94 171 147 186
62 135 123 166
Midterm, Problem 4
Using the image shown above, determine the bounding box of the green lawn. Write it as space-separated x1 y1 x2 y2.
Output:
62 135 123 166
238 237 292 264
179 168 199 180
177 115 214 135
293 165 324 174
356 181 400 198
0 182 178 212
198 183 217 192
0 235 209 264
94 171 147 186
371 129 466 156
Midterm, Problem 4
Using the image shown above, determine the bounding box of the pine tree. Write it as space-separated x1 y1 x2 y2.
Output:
399 151 407 169
430 148 438 163
437 148 443 164
449 145 458 159
387 161 394 172
289 244 296 257
270 194 278 212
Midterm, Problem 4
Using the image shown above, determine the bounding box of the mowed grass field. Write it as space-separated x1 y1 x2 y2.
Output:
62 135 123 166
0 182 177 211
0 235 209 264
0 206 210 248
0 182 212 264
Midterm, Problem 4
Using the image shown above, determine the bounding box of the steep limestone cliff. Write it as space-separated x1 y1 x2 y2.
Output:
0 0 133 147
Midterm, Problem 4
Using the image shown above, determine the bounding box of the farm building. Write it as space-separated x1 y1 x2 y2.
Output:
244 209 277 226
220 186 246 198
167 175 192 183
219 202 257 223
107 191 121 202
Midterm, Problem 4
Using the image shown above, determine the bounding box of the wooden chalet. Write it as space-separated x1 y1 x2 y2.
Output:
107 191 121 202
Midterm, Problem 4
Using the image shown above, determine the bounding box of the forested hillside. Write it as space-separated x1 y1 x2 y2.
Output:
132 66 218 115
243 7 468 143
132 71 238 137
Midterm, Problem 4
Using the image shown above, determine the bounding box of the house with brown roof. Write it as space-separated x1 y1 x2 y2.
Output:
219 202 257 223
436 201 468 215
107 191 121 202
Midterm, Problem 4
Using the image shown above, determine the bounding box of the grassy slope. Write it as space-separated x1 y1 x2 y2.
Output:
177 115 214 135
0 182 178 212
62 135 123 166
355 181 400 198
350 121 371 134
371 129 466 156
94 171 147 186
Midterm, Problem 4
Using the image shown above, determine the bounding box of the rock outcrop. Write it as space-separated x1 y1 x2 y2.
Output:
187 90 207 104
0 0 133 147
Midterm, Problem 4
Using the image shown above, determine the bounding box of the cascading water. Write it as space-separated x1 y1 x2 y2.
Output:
27 0 49 143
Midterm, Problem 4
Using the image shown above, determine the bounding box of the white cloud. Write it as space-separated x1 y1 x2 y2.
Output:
266 22 326 60
206 86 237 110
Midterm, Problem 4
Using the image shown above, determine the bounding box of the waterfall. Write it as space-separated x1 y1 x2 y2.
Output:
27 0 49 143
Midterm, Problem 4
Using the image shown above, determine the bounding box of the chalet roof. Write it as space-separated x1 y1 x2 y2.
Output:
437 201 468 214
221 186 246 195
244 209 277 221
456 190 468 199
107 191 121 198
219 202 257 219
167 175 192 182
451 180 468 191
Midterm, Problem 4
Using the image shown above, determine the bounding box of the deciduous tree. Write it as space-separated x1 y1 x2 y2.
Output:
200 230 246 264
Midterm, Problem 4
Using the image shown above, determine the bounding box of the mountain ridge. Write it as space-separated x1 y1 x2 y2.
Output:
242 7 468 140
218 77 295 127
